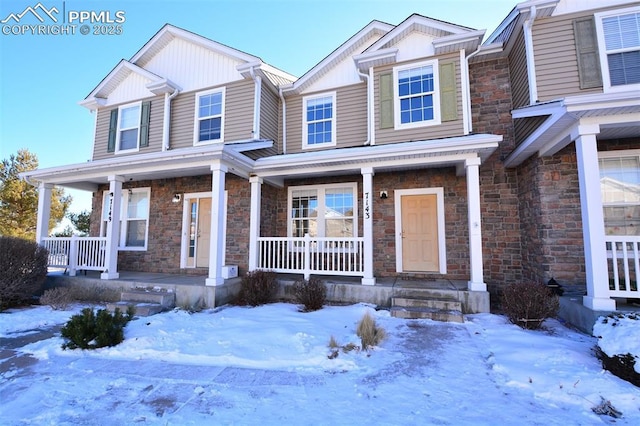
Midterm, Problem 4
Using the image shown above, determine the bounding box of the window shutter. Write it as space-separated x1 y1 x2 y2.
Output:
107 109 118 153
573 17 602 89
379 72 394 129
439 62 458 122
139 101 151 148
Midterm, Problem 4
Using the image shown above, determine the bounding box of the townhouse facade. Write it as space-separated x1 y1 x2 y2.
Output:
23 0 640 313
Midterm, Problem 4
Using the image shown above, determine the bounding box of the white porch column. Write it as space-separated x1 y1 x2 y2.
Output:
248 176 263 271
465 157 486 291
361 167 376 285
35 182 53 244
101 175 124 280
206 162 227 287
575 126 616 311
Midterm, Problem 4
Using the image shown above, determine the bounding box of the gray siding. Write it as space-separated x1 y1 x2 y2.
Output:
170 78 255 149
533 10 604 101
514 115 549 146
259 85 280 156
375 53 464 145
508 30 530 109
284 83 368 154
92 96 164 161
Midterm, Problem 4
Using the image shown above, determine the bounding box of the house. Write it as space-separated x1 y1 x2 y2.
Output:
22 0 640 322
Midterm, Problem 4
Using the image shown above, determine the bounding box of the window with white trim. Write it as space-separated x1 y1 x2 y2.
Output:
393 60 441 129
194 88 225 144
302 92 336 148
117 103 141 152
100 188 151 250
289 183 357 238
599 151 640 236
595 7 640 90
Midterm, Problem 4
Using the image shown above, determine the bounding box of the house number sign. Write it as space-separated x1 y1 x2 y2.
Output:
364 192 371 220
107 192 114 222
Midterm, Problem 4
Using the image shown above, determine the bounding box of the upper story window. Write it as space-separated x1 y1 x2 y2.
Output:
599 151 640 236
118 104 140 151
393 60 441 129
303 92 336 149
194 87 225 145
100 188 151 250
595 7 640 91
107 101 150 154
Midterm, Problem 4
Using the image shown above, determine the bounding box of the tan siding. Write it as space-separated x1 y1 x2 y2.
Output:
170 78 255 148
533 10 603 101
260 86 280 155
92 96 164 161
375 53 464 145
508 30 530 109
284 84 368 154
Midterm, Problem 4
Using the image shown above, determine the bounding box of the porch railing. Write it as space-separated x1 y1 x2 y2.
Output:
257 235 364 279
605 236 640 298
42 236 107 273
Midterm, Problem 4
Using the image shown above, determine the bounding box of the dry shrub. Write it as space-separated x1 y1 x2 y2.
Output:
356 311 386 350
237 270 277 306
501 282 559 330
40 287 74 310
293 277 327 311
0 236 49 311
70 284 121 303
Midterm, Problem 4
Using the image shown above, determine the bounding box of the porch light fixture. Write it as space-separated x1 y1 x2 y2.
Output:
172 193 182 203
380 191 388 199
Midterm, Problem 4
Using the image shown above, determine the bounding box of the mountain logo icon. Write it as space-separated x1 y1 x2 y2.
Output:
1 2 59 24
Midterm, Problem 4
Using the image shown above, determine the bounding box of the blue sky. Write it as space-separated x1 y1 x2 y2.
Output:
0 0 516 213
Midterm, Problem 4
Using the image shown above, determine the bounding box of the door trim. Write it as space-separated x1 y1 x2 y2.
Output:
394 187 446 274
179 191 227 269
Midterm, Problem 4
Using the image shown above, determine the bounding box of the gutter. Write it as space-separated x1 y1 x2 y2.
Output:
279 88 287 154
249 66 262 140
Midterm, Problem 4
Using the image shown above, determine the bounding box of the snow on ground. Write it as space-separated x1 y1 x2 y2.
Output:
1 303 639 425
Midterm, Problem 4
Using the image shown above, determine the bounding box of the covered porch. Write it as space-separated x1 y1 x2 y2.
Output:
506 91 640 310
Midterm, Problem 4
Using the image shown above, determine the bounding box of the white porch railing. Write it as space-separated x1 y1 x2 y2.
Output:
42 236 107 273
605 236 640 298
258 235 364 279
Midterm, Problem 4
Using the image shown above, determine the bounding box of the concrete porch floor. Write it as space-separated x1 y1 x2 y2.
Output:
46 270 487 313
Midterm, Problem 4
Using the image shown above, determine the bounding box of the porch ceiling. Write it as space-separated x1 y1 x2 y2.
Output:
505 92 640 167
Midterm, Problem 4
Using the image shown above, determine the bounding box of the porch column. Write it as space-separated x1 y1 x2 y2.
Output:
35 182 53 244
101 175 124 280
206 162 227 287
248 176 263 271
575 125 616 311
466 157 486 291
361 167 376 285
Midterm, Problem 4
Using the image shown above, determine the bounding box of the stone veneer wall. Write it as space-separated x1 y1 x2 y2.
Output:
90 174 252 275
470 56 523 300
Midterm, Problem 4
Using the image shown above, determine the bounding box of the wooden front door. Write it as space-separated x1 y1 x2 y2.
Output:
196 198 212 267
401 194 439 272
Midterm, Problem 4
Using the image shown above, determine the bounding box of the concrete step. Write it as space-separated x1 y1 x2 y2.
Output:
120 290 175 308
392 297 461 312
106 301 165 317
390 306 464 323
392 287 460 300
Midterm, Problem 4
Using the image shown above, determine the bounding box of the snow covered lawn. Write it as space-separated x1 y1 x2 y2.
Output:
1 303 639 425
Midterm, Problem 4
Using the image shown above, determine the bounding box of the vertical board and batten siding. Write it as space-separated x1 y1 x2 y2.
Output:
532 10 603 101
92 96 164 161
374 52 464 145
169 78 255 150
284 83 368 154
508 30 530 109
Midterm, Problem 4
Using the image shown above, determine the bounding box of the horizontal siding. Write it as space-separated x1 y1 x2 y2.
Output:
533 10 603 101
284 83 368 154
514 115 549 146
260 85 280 152
508 30 530 109
92 96 164 161
375 53 464 145
170 78 255 149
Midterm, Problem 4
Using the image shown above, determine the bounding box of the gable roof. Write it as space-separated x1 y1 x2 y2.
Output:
81 23 296 108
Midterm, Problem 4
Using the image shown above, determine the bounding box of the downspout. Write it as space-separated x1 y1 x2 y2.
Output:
163 88 179 151
464 46 482 134
356 67 372 146
249 66 262 140
523 5 538 105
279 88 287 154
